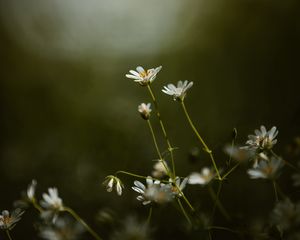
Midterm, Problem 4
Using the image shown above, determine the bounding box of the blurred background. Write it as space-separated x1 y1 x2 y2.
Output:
0 0 300 239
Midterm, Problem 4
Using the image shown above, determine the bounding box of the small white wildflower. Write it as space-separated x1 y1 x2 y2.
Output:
224 144 255 163
270 198 300 231
247 157 284 179
27 179 37 201
40 188 63 211
0 209 24 230
242 125 278 151
138 103 152 120
103 175 124 196
125 66 162 86
188 167 216 185
169 177 188 197
152 160 169 178
39 216 84 240
162 80 193 101
132 177 173 205
111 216 152 240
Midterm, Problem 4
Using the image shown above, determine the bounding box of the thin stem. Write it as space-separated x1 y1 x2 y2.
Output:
272 180 279 202
208 184 230 221
147 120 163 160
146 207 152 225
177 198 192 226
6 230 13 240
221 163 240 180
147 85 176 177
32 199 43 213
271 150 300 172
208 226 239 235
181 101 221 180
115 171 150 180
64 207 102 240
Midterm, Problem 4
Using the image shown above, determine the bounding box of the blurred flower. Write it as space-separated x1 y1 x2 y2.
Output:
270 198 300 231
188 167 215 185
224 144 254 163
126 66 162 86
138 103 152 120
27 179 37 202
41 188 64 211
162 80 193 101
39 216 84 240
132 177 173 205
0 209 24 231
241 126 278 151
292 162 300 187
152 160 169 178
103 175 124 196
169 177 188 197
111 216 152 240
247 157 284 179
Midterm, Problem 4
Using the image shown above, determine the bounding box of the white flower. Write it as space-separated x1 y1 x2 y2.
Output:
125 66 162 86
247 157 284 179
40 188 63 211
224 145 255 163
103 176 124 196
138 103 152 120
242 125 278 151
39 216 84 240
188 167 216 185
27 179 37 201
152 160 169 178
270 198 300 231
132 177 173 205
0 209 24 230
162 80 193 101
169 177 188 197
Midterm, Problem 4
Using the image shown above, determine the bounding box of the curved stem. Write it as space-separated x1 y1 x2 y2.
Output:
208 184 230 221
6 230 13 240
221 163 240 180
32 199 43 213
146 207 152 225
64 207 102 240
272 180 279 202
177 198 192 226
208 226 239 235
181 101 221 180
147 85 176 177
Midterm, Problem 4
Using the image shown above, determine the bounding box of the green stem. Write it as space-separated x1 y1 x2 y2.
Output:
32 199 43 213
221 163 240 180
208 184 230 221
177 198 192 226
147 85 176 177
146 207 152 225
64 207 102 240
272 180 279 202
6 230 13 240
208 226 239 234
181 101 221 180
270 150 300 172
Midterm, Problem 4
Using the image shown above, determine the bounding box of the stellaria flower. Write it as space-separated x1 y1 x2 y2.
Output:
242 125 278 151
162 80 193 101
138 103 152 120
27 179 37 202
169 177 188 197
0 209 24 230
41 188 63 211
132 177 173 205
39 216 84 240
270 198 300 231
125 66 162 86
247 157 284 179
152 160 169 178
188 167 216 185
224 144 255 163
103 175 124 196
